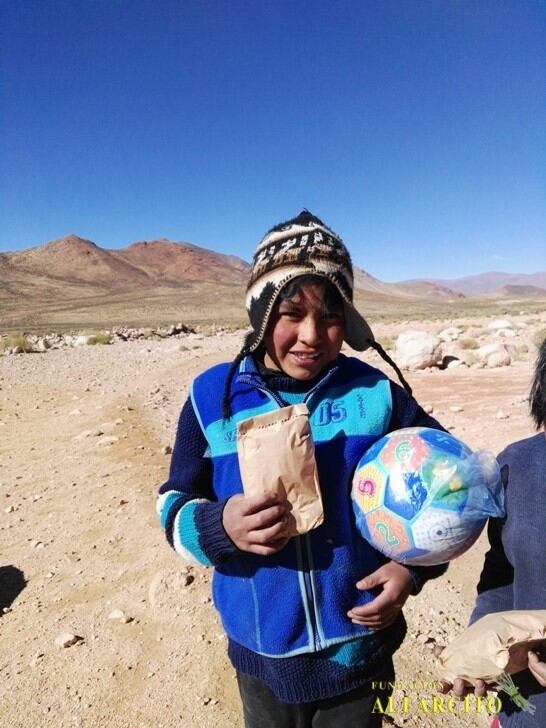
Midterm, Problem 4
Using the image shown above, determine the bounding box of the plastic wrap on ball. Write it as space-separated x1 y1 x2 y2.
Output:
351 427 505 565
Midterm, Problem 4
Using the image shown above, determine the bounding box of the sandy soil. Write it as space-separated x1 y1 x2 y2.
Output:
0 318 541 728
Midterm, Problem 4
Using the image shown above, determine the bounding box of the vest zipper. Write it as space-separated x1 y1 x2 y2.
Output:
237 363 339 652
298 534 323 650
236 375 286 407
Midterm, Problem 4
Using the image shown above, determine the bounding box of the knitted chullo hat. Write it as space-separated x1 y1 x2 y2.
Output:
245 210 374 352
222 210 412 418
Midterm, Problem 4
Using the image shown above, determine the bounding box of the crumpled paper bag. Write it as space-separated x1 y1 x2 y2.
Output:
236 403 323 537
437 610 546 685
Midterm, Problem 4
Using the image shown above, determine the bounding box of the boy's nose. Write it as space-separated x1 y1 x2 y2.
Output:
299 316 322 344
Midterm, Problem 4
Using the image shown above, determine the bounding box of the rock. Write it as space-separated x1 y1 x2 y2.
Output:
423 403 434 414
75 428 104 440
162 445 172 455
496 409 509 420
108 609 126 620
487 319 513 331
55 633 83 648
446 358 464 369
108 609 133 623
476 343 512 368
35 338 50 352
440 354 464 369
395 331 442 370
449 406 464 412
96 436 119 447
438 326 461 342
486 350 512 368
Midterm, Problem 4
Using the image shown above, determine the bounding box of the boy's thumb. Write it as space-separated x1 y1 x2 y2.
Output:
356 570 380 590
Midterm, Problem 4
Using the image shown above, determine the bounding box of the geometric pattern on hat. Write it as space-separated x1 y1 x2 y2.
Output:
245 210 375 352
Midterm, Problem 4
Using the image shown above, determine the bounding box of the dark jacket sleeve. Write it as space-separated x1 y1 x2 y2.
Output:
156 397 238 566
469 515 514 624
388 381 449 594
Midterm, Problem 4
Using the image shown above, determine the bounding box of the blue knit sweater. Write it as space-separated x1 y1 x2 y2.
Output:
158 354 447 702
470 433 546 727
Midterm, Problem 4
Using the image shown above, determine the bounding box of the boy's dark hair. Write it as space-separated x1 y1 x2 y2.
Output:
276 274 344 314
530 337 546 429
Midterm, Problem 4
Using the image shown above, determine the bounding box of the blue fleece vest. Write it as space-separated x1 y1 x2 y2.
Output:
190 354 393 657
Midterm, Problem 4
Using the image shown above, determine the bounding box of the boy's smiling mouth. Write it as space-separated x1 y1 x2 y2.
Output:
290 351 322 363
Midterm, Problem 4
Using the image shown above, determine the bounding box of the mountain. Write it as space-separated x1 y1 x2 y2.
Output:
117 239 249 284
2 234 545 331
2 235 250 290
2 235 543 314
3 235 457 299
352 267 464 298
401 271 546 296
488 284 546 298
6 235 151 287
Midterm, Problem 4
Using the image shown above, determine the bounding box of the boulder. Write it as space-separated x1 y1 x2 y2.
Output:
438 327 461 342
476 343 512 368
487 319 513 331
395 331 442 370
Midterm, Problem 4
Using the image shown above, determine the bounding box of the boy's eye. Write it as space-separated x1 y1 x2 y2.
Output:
280 310 302 319
324 311 343 321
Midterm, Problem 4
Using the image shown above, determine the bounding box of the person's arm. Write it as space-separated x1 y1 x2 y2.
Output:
157 397 238 566
388 381 449 594
469 514 513 623
157 398 289 565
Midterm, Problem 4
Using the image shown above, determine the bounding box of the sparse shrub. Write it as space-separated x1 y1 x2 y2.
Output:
0 333 34 352
532 329 546 349
516 343 529 355
458 338 479 350
86 333 111 345
377 335 394 351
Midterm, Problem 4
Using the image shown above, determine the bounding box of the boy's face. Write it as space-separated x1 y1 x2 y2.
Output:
263 281 345 381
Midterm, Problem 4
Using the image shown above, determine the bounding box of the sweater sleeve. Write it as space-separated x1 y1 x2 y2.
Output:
388 381 449 594
469 515 514 624
156 397 238 566
388 381 444 431
469 458 513 624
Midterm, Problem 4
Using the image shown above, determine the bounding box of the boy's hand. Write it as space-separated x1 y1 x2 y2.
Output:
528 650 546 687
347 561 413 629
433 646 487 697
222 492 290 556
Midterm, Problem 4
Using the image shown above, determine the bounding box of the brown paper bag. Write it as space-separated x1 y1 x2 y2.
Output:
437 610 546 685
236 403 323 537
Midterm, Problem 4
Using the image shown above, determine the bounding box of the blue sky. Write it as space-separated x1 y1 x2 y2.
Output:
1 0 544 280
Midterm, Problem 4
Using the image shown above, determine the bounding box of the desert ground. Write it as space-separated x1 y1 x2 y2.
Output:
1 311 545 728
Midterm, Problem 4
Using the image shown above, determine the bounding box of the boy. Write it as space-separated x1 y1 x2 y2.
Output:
158 211 447 727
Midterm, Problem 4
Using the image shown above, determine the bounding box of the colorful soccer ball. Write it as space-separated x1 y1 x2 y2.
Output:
351 427 501 565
